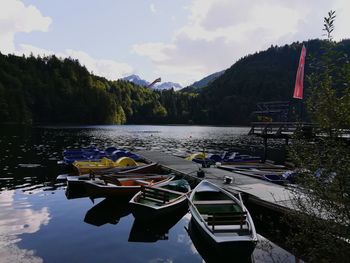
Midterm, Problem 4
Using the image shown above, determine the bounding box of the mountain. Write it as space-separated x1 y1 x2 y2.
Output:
191 70 225 89
122 75 182 90
154 82 182 91
122 74 149 87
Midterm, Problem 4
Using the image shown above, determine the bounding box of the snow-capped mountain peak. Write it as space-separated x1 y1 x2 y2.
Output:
121 75 182 90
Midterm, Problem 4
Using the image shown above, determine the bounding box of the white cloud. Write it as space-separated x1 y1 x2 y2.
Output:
0 190 49 263
18 44 133 79
132 42 176 62
150 3 156 14
0 0 51 54
65 49 133 79
0 1 133 80
132 0 350 85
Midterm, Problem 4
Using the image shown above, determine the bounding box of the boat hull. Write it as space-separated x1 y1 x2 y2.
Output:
188 219 255 261
190 209 256 256
130 196 188 221
84 176 173 199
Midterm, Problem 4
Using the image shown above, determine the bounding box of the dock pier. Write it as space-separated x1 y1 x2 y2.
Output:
136 150 295 213
248 122 316 162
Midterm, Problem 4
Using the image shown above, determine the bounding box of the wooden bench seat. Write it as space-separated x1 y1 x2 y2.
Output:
140 186 170 204
193 200 235 205
204 211 247 231
142 185 185 195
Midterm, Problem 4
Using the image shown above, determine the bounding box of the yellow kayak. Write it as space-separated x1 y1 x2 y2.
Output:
73 157 142 174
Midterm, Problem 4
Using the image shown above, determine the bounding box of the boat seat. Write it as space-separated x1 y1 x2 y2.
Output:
193 200 235 205
204 212 247 230
135 179 153 185
140 185 170 203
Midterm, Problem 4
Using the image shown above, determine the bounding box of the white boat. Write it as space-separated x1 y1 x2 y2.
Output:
188 180 257 256
129 179 191 221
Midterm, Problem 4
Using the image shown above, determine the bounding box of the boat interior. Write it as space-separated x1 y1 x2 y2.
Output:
193 191 251 235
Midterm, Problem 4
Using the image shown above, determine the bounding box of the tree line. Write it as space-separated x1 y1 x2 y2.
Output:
0 38 349 125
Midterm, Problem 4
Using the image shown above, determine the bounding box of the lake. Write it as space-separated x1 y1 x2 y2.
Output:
0 125 299 263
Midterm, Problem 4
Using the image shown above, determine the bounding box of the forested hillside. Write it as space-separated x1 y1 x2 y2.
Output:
0 54 196 124
0 39 349 125
187 39 350 124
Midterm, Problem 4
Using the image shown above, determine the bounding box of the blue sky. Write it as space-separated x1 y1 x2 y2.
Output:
1 0 349 86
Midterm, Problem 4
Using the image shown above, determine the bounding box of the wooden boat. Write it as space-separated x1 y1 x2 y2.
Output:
84 175 174 199
188 180 257 255
129 179 191 221
73 157 146 174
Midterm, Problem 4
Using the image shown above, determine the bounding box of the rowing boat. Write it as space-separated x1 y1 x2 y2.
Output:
129 179 191 221
188 180 257 256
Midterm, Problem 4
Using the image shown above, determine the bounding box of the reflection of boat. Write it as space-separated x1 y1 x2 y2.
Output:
187 219 253 263
188 180 257 256
128 208 187 243
84 198 131 226
129 179 191 221
84 175 174 199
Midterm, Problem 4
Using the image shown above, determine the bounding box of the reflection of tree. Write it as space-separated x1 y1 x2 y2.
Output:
253 237 301 263
0 190 50 263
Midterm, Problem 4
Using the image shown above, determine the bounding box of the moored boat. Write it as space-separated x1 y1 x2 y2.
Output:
84 175 174 199
58 162 160 182
129 179 191 221
63 146 142 164
186 151 261 166
73 157 146 174
188 180 257 256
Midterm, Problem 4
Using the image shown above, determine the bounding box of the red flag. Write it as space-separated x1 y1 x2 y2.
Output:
293 45 306 99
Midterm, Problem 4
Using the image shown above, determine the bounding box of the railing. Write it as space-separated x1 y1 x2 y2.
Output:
249 122 316 137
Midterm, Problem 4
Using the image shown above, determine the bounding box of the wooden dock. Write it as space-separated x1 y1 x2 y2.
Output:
136 150 296 213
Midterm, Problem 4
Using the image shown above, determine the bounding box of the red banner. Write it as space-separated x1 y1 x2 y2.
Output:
293 45 306 99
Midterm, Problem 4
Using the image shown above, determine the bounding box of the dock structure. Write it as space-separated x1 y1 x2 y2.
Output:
248 122 316 162
136 150 295 213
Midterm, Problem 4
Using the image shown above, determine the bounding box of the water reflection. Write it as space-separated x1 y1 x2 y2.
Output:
0 190 50 263
128 209 188 243
84 198 131 226
187 218 253 263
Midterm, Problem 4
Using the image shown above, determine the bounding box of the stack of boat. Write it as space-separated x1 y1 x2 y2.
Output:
186 151 261 165
186 151 293 185
63 146 142 164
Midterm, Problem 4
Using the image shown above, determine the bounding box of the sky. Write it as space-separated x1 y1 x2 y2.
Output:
0 0 349 86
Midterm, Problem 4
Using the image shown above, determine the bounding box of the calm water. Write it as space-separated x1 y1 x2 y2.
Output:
0 125 298 263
